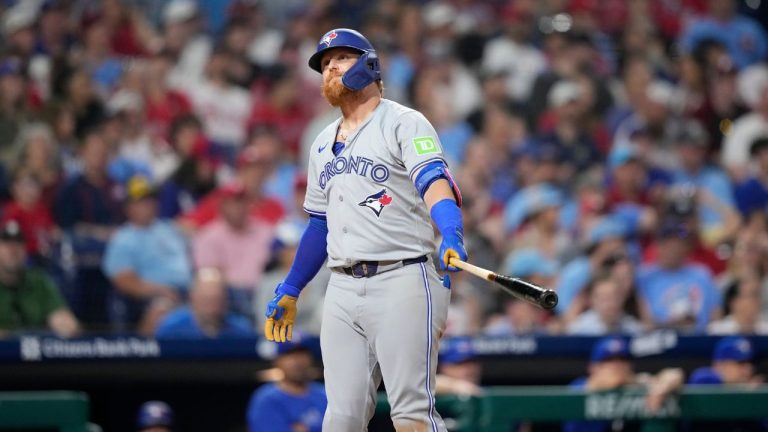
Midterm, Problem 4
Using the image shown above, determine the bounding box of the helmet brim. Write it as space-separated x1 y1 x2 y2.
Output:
308 46 366 73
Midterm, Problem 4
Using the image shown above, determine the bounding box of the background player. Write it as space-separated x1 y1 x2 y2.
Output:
263 28 467 432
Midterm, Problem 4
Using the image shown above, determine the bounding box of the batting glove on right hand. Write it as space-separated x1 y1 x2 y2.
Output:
439 232 467 272
264 283 300 342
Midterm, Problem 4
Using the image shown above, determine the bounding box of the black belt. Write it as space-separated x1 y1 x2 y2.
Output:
337 255 428 278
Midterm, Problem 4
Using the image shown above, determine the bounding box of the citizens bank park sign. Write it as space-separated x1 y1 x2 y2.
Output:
20 336 160 361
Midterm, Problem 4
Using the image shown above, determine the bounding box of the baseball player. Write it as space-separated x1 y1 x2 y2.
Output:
263 28 467 432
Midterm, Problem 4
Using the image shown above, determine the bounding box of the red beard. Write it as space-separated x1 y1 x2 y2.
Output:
321 75 354 106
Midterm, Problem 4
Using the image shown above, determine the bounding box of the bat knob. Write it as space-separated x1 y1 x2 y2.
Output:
540 290 559 310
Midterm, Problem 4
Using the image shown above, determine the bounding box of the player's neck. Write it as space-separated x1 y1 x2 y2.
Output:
339 90 381 131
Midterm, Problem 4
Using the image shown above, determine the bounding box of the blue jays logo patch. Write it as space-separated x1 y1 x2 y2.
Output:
358 189 392 218
320 31 338 47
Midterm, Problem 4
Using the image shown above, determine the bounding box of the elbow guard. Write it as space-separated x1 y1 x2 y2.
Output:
413 161 462 207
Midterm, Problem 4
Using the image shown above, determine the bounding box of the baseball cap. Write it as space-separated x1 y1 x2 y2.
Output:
0 220 25 243
674 120 709 147
587 217 627 246
276 331 312 356
440 337 477 365
219 179 247 199
0 58 22 77
126 175 157 201
656 220 694 240
163 0 198 25
503 249 557 279
608 145 641 169
713 336 754 362
590 336 631 363
136 400 174 429
548 80 582 108
737 64 768 110
2 4 37 36
504 184 563 232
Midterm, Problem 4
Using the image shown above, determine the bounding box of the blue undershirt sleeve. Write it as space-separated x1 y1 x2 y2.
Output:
283 215 329 292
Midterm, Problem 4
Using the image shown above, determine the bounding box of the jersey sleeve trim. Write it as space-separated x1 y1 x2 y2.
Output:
408 156 446 180
303 207 326 217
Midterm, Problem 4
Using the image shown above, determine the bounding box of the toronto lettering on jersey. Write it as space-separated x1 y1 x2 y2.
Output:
318 154 390 189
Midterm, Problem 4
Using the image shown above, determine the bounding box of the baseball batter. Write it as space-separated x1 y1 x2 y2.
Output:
264 28 467 432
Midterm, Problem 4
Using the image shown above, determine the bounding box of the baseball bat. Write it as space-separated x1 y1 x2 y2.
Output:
448 258 559 310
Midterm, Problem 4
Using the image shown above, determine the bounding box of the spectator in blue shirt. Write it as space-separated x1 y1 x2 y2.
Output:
637 221 722 333
103 175 192 334
155 267 253 339
669 119 740 243
679 0 768 69
246 334 326 432
735 137 768 226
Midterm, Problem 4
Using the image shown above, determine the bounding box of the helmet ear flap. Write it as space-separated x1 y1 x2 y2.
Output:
341 51 381 91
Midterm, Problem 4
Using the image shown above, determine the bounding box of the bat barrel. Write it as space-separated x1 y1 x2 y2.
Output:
494 275 559 310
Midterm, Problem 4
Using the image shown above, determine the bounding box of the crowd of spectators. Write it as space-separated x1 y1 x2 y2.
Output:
0 0 767 340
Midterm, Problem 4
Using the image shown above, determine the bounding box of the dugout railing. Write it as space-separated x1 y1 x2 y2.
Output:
0 391 92 432
375 386 768 432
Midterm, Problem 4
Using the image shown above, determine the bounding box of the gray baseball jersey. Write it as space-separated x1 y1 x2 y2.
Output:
303 98 447 267
304 98 451 431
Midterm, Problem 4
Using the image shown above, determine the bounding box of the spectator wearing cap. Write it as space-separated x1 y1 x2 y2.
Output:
155 267 253 339
480 4 546 104
708 276 768 335
637 222 722 333
555 217 628 322
721 64 768 181
503 184 570 262
0 169 56 264
536 78 604 172
669 119 740 245
484 249 557 336
193 179 276 321
0 220 79 339
0 57 32 161
734 137 768 225
53 129 123 329
604 145 655 210
248 69 313 160
679 0 767 70
246 333 327 432
564 336 684 432
180 144 284 231
136 400 174 432
566 274 643 336
103 175 192 335
12 123 62 207
162 0 212 91
186 47 251 160
156 114 216 219
1 4 37 61
435 337 482 396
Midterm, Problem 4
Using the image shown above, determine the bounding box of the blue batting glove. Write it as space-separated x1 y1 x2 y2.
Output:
264 283 301 342
439 233 467 272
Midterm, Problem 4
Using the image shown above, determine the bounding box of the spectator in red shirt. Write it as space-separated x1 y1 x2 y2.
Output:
179 144 284 231
142 51 192 139
1 170 56 263
248 68 313 160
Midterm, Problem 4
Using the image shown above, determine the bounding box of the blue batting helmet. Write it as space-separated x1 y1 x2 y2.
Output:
137 400 174 430
308 28 381 91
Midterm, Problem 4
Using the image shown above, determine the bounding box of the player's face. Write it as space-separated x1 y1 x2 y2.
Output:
320 48 360 106
275 350 315 384
717 360 754 384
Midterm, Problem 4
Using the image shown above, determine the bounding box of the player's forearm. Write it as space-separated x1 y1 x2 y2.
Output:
283 216 329 292
424 179 456 211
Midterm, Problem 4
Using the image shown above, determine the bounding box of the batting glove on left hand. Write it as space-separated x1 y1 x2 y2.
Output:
264 283 300 342
439 232 467 272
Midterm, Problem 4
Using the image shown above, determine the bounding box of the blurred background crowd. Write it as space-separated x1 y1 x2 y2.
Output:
1 0 768 343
